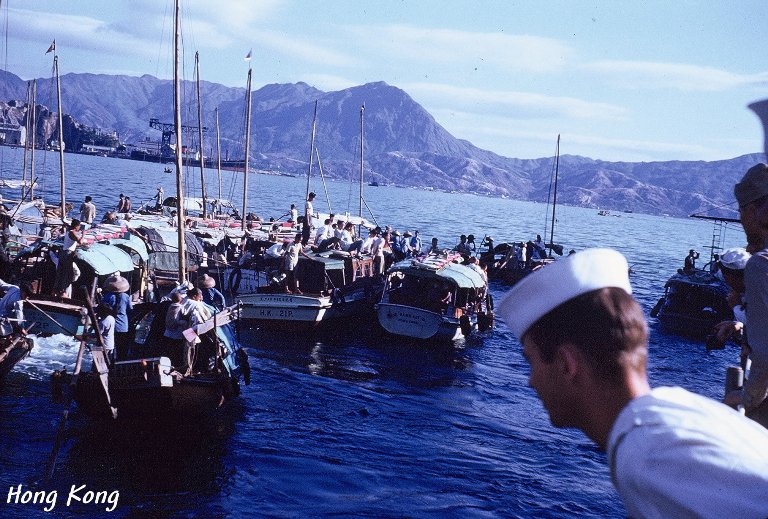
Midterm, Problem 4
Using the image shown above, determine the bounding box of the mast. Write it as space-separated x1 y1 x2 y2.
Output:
358 103 364 219
306 100 317 198
173 0 187 282
215 107 222 201
195 51 207 219
22 82 30 195
548 134 560 258
29 80 36 200
241 67 252 231
54 53 66 216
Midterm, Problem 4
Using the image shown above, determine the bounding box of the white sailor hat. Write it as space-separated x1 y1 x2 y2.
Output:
719 247 750 270
497 248 632 339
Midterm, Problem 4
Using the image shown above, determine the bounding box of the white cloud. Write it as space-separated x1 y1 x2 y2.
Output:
586 60 768 91
348 24 574 73
404 82 628 120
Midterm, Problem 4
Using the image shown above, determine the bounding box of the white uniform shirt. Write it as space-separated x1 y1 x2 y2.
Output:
607 386 768 519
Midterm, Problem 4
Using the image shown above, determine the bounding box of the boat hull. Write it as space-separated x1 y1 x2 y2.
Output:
238 293 331 327
0 336 34 378
376 303 471 341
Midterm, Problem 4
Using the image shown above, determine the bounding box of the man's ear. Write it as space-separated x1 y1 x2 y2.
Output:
556 343 582 382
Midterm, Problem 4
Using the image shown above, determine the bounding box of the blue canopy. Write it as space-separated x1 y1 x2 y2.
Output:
107 234 149 262
75 243 134 275
390 259 486 289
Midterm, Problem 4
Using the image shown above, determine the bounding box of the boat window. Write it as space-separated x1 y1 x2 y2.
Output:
134 312 154 345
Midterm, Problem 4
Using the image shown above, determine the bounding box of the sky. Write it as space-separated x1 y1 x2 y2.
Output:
5 0 768 162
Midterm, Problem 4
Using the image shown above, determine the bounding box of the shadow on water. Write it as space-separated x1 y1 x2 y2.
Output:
240 322 485 391
47 404 244 517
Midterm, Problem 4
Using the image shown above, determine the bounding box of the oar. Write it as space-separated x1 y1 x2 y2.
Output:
45 312 88 481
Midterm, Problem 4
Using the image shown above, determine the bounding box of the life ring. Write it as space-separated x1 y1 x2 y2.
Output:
228 268 243 295
460 314 472 336
236 348 250 386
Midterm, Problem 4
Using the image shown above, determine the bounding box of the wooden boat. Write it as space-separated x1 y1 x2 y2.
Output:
0 332 33 379
650 268 732 338
71 301 249 418
650 216 738 338
236 252 383 328
376 253 492 342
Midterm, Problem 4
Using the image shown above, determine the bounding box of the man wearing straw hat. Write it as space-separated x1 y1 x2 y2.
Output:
197 274 225 310
497 248 768 518
101 274 132 360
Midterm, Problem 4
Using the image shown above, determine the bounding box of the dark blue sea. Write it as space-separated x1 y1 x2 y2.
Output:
0 151 747 517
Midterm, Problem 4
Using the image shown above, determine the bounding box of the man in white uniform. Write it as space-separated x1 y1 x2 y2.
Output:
497 248 768 519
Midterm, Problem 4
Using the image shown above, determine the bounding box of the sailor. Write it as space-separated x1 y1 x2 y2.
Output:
198 274 226 310
288 203 298 223
733 163 768 427
498 248 768 517
709 248 750 352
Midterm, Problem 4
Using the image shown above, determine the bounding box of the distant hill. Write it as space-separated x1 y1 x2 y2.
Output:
1 69 763 218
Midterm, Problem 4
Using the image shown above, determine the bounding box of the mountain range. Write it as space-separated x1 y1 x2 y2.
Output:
1 69 763 219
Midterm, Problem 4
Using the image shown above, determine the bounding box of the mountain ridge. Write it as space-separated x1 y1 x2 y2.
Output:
0 69 762 219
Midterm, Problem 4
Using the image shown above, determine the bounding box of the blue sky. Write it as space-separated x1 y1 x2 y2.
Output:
5 0 768 162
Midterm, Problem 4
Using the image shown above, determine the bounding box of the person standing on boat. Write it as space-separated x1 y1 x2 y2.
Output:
182 288 212 375
370 227 386 275
163 291 188 365
683 249 699 273
284 233 308 294
302 192 316 246
198 274 226 310
79 196 96 226
123 196 132 213
155 186 164 210
408 230 423 257
287 203 298 223
116 193 126 213
734 163 768 428
498 248 768 518
53 219 86 298
96 302 116 365
101 274 132 361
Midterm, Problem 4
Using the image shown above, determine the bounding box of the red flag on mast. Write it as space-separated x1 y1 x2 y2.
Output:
45 40 55 54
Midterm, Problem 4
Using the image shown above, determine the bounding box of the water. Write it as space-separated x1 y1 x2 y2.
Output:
0 151 748 517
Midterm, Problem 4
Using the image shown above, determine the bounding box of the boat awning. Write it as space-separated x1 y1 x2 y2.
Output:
75 243 134 275
107 234 150 262
390 260 486 289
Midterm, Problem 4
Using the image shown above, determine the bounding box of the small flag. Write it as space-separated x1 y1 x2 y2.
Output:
45 40 55 54
244 49 252 61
